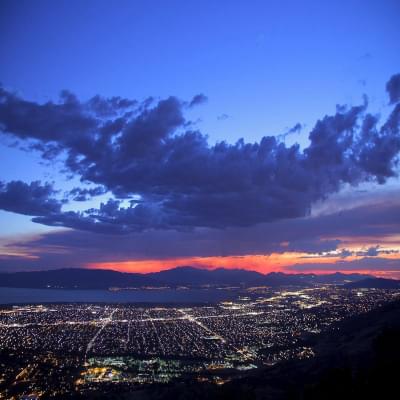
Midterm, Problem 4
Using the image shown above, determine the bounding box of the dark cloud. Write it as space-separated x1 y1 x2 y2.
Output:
358 106 400 182
353 246 397 257
338 249 353 258
0 181 62 216
32 199 168 234
0 74 399 234
276 122 303 142
309 245 399 259
359 246 379 257
189 93 208 108
286 122 302 135
0 87 96 146
86 94 137 117
0 86 138 159
68 186 107 202
386 73 400 104
1 201 399 272
283 239 341 254
290 257 400 273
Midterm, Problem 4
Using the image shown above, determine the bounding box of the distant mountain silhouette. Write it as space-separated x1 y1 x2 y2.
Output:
344 277 400 289
148 266 263 286
0 266 374 289
0 268 157 290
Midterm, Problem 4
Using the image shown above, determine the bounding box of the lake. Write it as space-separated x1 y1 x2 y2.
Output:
0 287 238 305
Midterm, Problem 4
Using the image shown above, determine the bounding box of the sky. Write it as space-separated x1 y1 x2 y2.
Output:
0 0 400 277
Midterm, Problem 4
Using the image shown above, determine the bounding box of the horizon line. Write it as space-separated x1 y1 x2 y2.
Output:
0 265 392 279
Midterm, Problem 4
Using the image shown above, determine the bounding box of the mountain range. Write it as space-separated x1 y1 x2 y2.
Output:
344 277 400 289
0 266 392 290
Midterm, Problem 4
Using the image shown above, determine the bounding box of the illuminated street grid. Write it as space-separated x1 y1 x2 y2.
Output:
0 287 399 398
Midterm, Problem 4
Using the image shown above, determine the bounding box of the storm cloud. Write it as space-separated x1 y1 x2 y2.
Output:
386 73 400 104
290 257 400 273
0 74 399 234
67 186 107 202
1 200 399 272
0 180 62 216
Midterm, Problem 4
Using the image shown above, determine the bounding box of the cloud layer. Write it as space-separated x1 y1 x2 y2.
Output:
0 181 62 216
0 75 399 234
1 200 399 273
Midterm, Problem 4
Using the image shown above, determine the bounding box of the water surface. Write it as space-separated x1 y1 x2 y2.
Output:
0 287 237 304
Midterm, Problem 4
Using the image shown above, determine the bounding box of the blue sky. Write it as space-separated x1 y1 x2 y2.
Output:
0 0 399 275
1 0 399 141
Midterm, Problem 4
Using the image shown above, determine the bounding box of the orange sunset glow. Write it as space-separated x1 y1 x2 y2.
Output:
88 251 400 278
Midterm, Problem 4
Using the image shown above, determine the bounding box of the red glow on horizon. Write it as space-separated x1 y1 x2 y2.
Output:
87 252 400 279
88 253 322 274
